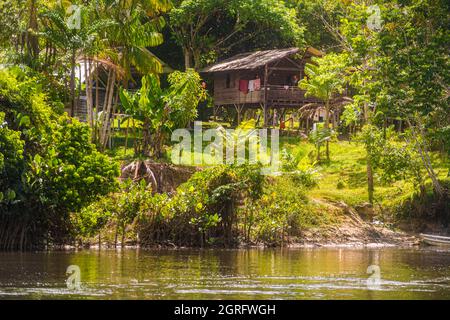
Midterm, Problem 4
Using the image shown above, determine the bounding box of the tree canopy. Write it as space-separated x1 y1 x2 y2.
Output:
169 0 304 69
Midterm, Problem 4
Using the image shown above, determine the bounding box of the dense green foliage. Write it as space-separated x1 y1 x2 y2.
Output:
239 175 332 245
0 68 119 249
0 112 24 204
169 0 303 69
77 163 331 247
79 164 263 246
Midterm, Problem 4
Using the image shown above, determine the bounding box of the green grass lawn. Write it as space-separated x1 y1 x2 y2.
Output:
307 141 410 206
288 140 449 210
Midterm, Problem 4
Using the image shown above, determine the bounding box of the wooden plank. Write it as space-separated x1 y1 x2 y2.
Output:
263 64 269 127
268 67 302 72
286 57 303 69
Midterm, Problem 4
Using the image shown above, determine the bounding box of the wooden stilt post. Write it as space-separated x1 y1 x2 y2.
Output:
263 64 269 127
234 104 245 125
306 113 310 133
332 111 337 129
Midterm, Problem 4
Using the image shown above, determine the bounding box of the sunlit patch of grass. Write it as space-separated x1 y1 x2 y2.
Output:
288 140 448 209
305 141 418 207
306 141 369 205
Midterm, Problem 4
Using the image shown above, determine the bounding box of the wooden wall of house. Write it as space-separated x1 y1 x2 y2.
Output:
213 71 263 105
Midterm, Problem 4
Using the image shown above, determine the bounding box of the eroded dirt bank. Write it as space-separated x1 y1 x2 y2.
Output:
288 200 419 247
121 160 200 193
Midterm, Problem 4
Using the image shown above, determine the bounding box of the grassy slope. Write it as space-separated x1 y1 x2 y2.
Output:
282 138 448 213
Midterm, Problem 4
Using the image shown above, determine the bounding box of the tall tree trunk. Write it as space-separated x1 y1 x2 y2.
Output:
105 90 119 149
367 156 374 204
124 118 130 157
99 69 112 142
184 48 191 70
84 58 94 128
114 224 118 248
132 118 138 156
193 48 201 70
142 118 151 156
70 50 76 117
121 225 126 248
27 0 39 62
88 61 94 129
100 70 116 149
93 60 100 142
406 118 445 197
325 99 330 161
364 99 374 204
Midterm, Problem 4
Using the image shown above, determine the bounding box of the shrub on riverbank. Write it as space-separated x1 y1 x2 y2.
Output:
0 68 119 250
239 176 335 246
76 163 335 247
77 164 264 247
138 164 264 247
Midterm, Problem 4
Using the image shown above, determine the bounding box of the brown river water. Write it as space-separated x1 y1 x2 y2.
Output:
0 247 449 299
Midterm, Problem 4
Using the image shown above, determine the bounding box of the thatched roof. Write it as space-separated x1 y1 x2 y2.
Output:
201 47 323 73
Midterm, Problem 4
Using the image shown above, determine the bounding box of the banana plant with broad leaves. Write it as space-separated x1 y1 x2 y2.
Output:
119 69 206 158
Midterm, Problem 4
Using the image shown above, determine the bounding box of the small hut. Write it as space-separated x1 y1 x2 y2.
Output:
75 56 173 121
201 47 325 126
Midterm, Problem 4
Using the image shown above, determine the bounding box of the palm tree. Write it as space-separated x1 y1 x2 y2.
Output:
299 53 349 160
96 0 171 86
40 4 109 117
41 1 170 148
90 0 170 149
